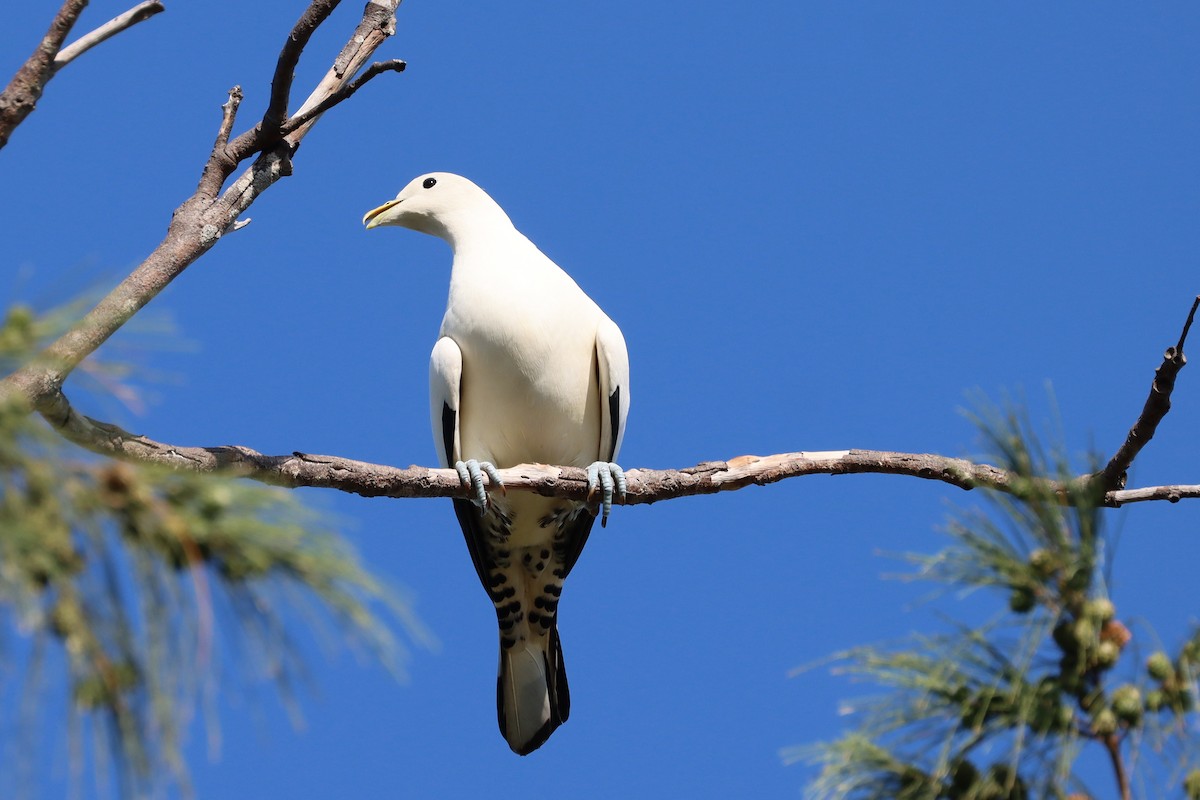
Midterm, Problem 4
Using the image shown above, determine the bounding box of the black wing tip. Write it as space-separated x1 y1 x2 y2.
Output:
607 386 621 460
440 401 456 466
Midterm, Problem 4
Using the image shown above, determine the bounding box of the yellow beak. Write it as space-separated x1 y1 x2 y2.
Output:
362 199 401 228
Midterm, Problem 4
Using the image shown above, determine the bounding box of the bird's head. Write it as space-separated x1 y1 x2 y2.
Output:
362 172 511 244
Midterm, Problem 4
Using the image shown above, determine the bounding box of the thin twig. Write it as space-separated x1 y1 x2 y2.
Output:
52 1 165 71
1098 296 1197 490
194 87 245 200
281 59 406 134
1175 294 1200 354
1107 484 1200 506
214 87 243 152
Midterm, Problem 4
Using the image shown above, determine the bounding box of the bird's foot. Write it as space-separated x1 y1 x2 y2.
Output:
585 461 626 527
455 459 504 510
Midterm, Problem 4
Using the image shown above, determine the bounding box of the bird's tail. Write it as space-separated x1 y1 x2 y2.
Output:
496 624 569 755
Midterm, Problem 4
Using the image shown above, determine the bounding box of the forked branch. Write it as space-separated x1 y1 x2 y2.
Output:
0 0 164 150
0 0 88 149
1 0 406 407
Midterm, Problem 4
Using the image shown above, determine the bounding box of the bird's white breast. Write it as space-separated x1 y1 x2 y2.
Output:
441 237 605 470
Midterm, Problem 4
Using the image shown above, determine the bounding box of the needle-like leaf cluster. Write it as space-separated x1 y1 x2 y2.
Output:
794 404 1199 800
0 303 427 798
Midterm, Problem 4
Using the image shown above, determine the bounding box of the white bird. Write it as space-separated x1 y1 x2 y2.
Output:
363 173 630 755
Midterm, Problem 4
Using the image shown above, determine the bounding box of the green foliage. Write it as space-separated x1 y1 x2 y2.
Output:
792 403 1199 799
0 304 428 797
1186 767 1200 800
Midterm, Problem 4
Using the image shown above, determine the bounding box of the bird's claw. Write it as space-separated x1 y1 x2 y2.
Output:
455 459 503 510
586 461 626 527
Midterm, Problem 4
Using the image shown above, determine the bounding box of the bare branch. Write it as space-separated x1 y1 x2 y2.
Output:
1098 295 1198 490
9 279 1195 510
283 0 403 143
21 388 1199 512
1177 295 1200 353
194 86 246 200
214 87 243 152
211 1 405 219
261 0 342 144
0 0 404 406
1107 484 1200 506
281 59 407 135
0 0 88 150
7 391 1021 502
52 1 165 71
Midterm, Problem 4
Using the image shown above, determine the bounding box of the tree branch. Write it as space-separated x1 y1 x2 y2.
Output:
203 0 405 221
52 1 165 72
1097 294 1199 490
282 0 402 143
8 292 1191 516
0 0 164 150
1105 484 1200 506
0 0 89 150
25 387 1200 510
260 0 342 145
280 59 407 135
193 86 246 202
214 86 243 152
0 0 405 407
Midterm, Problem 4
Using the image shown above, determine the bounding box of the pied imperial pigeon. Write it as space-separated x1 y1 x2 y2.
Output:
364 173 630 755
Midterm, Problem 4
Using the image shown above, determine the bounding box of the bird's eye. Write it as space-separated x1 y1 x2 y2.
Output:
423 177 437 189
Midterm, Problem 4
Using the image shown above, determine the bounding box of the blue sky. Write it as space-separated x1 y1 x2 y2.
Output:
3 1 1200 797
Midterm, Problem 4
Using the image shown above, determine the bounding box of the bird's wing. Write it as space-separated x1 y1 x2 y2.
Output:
594 316 630 462
431 336 496 588
550 316 630 578
429 336 463 468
